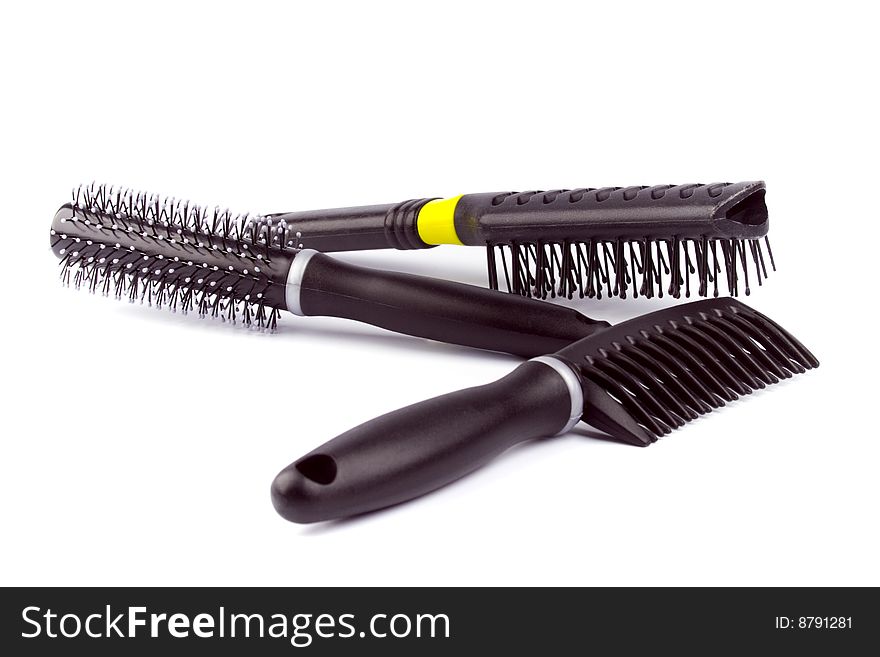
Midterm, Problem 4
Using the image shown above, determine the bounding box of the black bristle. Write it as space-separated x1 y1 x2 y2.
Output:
50 183 298 332
764 236 777 271
485 243 498 290
495 235 772 300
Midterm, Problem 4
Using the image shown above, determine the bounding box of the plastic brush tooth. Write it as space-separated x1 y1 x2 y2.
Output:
663 329 755 396
608 349 700 422
621 343 715 415
678 322 771 390
594 356 686 429
701 316 789 382
580 363 671 438
632 339 728 408
558 298 818 442
724 314 803 375
647 332 742 401
743 308 819 370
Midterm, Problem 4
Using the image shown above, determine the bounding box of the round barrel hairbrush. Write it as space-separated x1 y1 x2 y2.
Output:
49 183 610 357
268 182 773 300
272 298 818 523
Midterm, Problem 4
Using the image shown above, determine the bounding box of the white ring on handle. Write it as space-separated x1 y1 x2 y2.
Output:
530 356 584 435
284 248 319 316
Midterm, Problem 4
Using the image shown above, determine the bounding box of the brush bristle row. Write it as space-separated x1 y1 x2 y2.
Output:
50 183 303 330
488 236 774 300
69 182 301 250
578 303 817 442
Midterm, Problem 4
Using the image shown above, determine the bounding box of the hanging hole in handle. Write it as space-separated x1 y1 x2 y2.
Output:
724 189 767 226
294 454 338 485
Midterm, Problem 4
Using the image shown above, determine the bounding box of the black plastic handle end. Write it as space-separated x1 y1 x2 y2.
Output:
271 361 578 523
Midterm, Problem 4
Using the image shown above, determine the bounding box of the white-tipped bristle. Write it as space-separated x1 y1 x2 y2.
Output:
55 184 289 332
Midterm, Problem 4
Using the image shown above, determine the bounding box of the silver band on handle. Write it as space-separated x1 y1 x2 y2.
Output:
284 248 319 316
530 356 584 435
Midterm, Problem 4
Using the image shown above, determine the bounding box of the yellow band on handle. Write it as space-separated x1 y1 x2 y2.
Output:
416 195 464 245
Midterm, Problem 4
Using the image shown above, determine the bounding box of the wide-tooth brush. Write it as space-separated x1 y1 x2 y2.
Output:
268 181 772 300
49 183 617 357
271 298 818 523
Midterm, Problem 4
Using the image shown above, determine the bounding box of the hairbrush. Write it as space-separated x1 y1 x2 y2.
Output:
269 181 772 300
271 298 817 523
50 183 618 357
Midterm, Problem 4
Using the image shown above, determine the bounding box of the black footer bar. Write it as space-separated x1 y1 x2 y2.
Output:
2 587 875 654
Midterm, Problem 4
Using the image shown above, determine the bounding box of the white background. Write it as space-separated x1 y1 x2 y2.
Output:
1 1 877 586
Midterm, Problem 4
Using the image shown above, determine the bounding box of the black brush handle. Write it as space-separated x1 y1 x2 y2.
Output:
269 198 436 252
271 360 579 523
268 182 767 251
295 251 608 358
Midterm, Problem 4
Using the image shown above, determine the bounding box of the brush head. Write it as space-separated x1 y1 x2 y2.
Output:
554 298 818 446
478 182 773 300
49 183 304 330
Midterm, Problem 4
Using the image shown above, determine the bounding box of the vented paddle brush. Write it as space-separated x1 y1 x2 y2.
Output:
49 183 619 357
272 298 817 523
269 181 772 299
